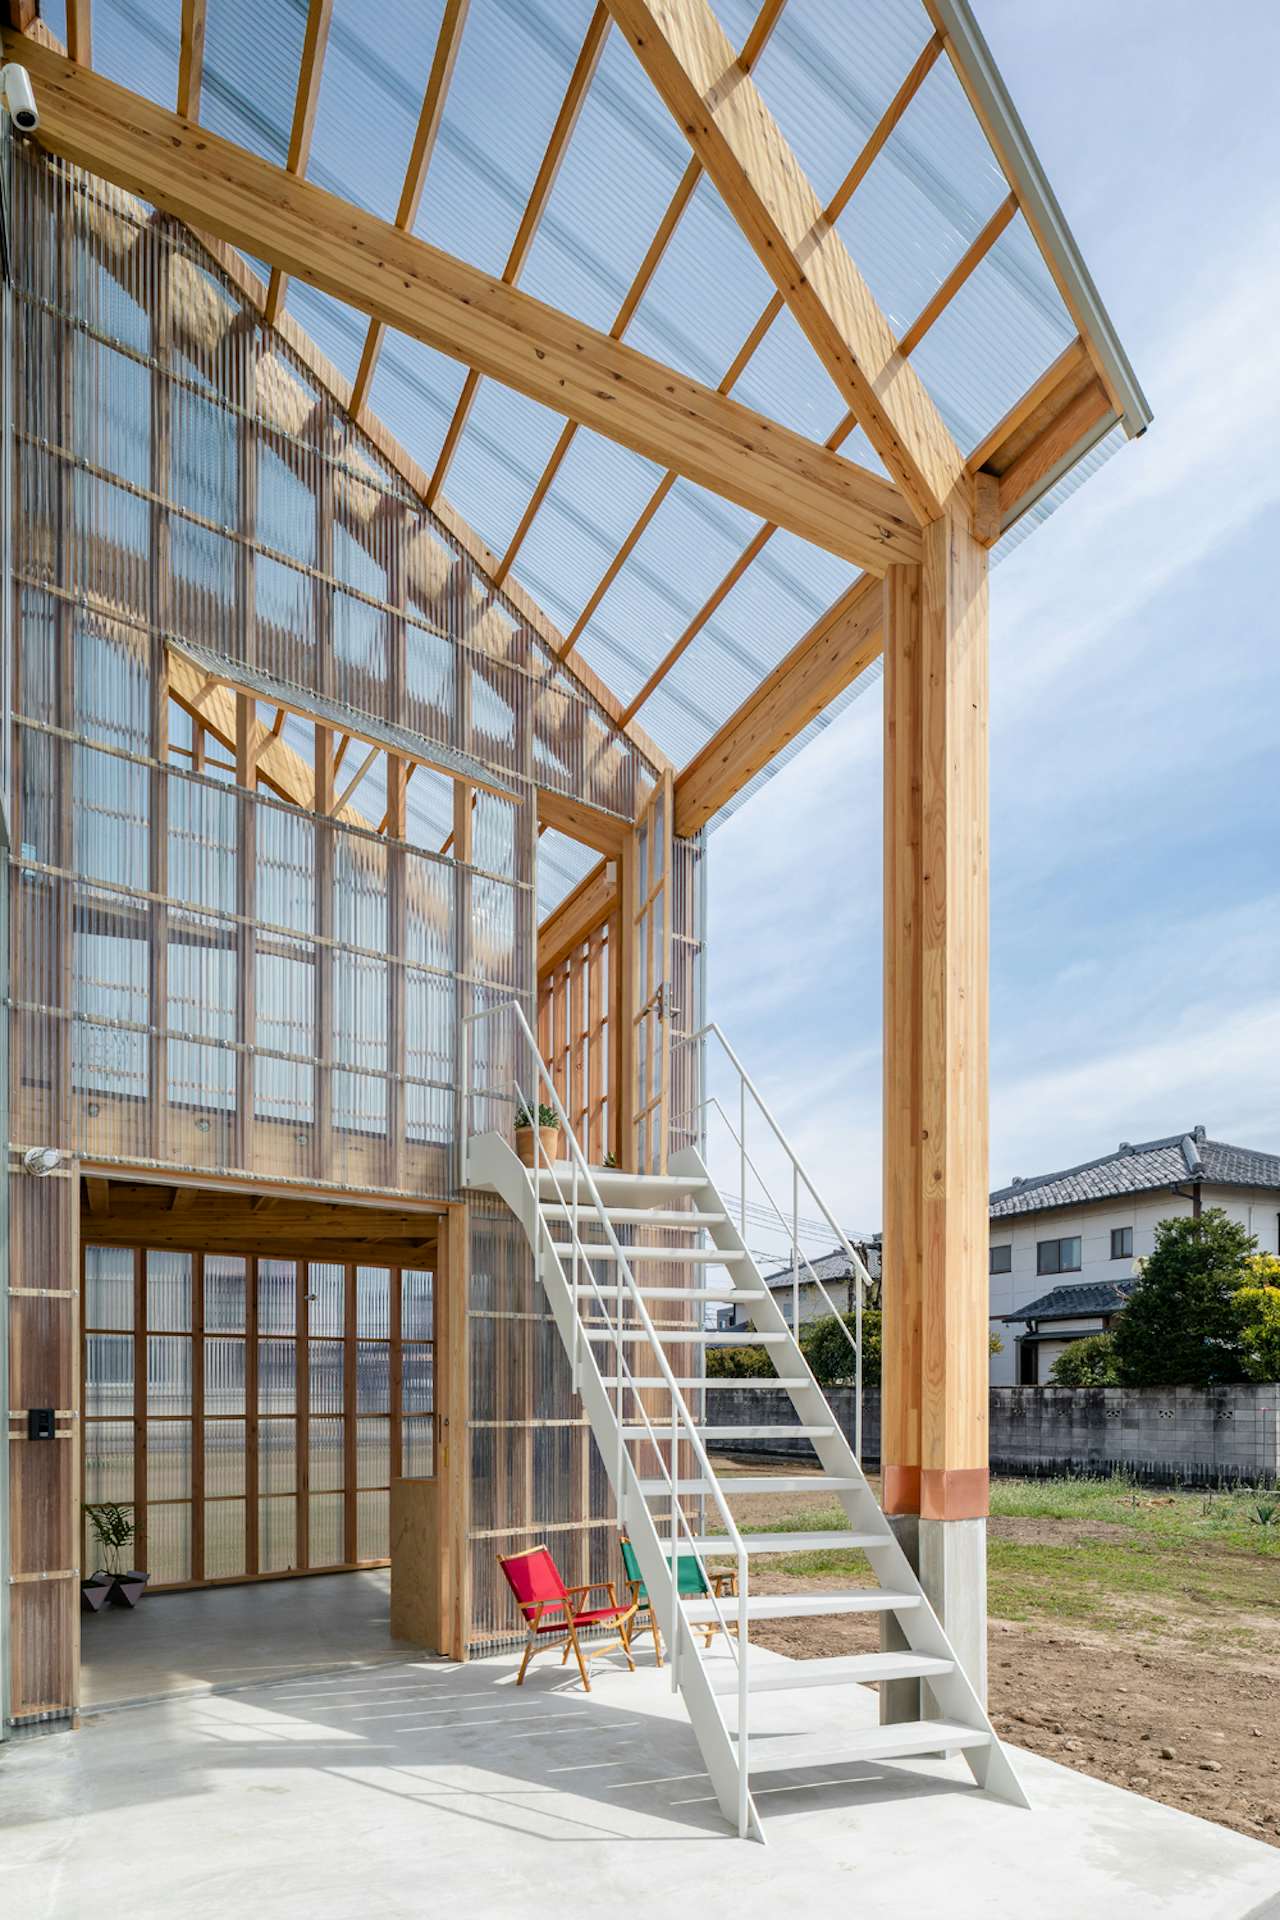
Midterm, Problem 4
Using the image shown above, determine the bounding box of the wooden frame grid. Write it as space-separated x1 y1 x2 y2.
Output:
80 1243 436 1592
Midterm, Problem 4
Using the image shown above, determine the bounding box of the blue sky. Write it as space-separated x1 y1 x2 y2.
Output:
705 1 1280 1241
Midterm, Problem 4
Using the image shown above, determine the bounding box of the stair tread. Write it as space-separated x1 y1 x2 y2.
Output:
638 1476 862 1496
681 1590 920 1623
711 1652 954 1694
600 1378 810 1390
621 1425 834 1441
542 1207 726 1224
672 1531 882 1553
549 1244 745 1262
573 1287 763 1301
536 1169 705 1193
585 1329 788 1342
735 1721 991 1771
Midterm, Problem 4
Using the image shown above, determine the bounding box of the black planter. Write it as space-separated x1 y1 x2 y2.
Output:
81 1574 113 1613
108 1570 150 1608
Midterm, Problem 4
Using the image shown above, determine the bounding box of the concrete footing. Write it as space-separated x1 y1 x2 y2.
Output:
880 1513 987 1724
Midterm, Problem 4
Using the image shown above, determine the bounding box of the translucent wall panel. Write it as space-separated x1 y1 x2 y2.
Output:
205 1500 247 1580
147 1502 191 1585
309 1492 344 1568
83 1420 133 1504
204 1420 247 1497
259 1496 297 1574
357 1489 389 1562
85 1246 133 1330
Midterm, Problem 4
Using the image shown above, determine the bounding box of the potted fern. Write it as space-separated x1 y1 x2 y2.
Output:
515 1100 561 1168
85 1502 149 1609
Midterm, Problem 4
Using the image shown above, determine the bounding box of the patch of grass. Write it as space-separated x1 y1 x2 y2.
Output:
990 1476 1280 1557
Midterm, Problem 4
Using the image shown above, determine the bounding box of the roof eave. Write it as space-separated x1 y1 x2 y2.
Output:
926 0 1153 442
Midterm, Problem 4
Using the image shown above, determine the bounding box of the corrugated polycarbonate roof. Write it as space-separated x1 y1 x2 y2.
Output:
59 0 1143 835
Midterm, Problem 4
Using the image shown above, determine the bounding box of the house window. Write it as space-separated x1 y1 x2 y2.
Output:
1110 1226 1133 1261
989 1244 1012 1274
1037 1236 1081 1275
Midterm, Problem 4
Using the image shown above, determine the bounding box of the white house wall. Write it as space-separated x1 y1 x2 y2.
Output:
987 1184 1280 1383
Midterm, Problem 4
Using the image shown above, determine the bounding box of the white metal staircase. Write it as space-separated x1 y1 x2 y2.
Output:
462 1004 1027 1841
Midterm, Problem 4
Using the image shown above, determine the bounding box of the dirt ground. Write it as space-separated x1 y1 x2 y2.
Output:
707 1455 1280 1847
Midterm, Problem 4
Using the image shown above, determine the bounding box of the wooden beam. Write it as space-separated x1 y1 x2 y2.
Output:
881 509 990 1523
85 1177 110 1216
604 0 968 525
994 374 1112 523
3 1 38 31
65 0 90 65
537 859 615 977
673 573 881 835
425 5 610 504
8 37 919 572
264 0 334 326
536 787 630 856
350 0 471 416
176 0 206 119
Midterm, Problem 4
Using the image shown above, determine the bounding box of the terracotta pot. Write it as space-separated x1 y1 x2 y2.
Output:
515 1125 561 1168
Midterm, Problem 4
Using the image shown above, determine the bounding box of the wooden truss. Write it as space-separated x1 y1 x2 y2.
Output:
2 1 1143 831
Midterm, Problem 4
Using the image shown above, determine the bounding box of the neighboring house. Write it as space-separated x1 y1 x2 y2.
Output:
730 1244 881 1334
990 1127 1280 1384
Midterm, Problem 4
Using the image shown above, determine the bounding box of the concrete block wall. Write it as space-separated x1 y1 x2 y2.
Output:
707 1383 1280 1488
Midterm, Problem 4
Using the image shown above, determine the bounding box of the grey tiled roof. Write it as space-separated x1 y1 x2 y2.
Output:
990 1131 1280 1219
1000 1279 1135 1324
759 1248 856 1290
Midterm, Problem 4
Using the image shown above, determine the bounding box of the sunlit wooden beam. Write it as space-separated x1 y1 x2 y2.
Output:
606 0 968 524
176 0 206 118
12 35 919 571
66 0 91 64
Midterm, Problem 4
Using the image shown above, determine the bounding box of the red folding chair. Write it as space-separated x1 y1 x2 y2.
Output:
497 1544 638 1692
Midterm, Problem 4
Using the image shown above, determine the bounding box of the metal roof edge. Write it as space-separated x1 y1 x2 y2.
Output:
926 0 1153 441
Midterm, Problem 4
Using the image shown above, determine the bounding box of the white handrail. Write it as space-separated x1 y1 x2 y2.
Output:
461 995 752 1838
673 1021 869 1463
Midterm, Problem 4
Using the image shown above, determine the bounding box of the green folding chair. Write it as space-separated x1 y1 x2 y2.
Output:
619 1533 735 1666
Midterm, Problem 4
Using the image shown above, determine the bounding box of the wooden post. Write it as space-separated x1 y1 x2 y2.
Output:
434 1203 470 1657
881 507 990 1524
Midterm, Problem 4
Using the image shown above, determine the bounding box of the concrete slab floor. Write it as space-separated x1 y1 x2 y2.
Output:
80 1569 404 1708
5 1642 1278 1920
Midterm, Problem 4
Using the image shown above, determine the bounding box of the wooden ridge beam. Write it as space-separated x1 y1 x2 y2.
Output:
538 859 616 976
425 4 611 505
350 0 470 417
11 34 918 573
674 572 882 835
176 0 206 119
264 0 335 326
605 0 968 525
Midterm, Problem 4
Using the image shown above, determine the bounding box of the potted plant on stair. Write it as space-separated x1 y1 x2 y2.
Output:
515 1100 561 1168
86 1502 149 1609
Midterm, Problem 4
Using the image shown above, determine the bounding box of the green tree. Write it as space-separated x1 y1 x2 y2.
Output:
800 1310 882 1388
1049 1333 1120 1386
1111 1209 1257 1386
704 1341 777 1379
1233 1258 1280 1382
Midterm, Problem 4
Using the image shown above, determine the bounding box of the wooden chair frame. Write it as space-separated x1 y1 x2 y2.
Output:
619 1533 736 1668
498 1545 639 1694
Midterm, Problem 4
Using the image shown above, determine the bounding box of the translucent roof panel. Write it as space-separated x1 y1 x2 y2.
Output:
413 0 599 278
283 283 368 393
91 0 181 113
445 383 574 565
537 828 603 921
200 0 307 168
519 21 691 333
307 0 447 220
511 430 668 639
368 333 472 485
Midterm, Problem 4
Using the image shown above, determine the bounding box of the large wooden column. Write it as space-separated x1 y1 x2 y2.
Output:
881 504 990 1696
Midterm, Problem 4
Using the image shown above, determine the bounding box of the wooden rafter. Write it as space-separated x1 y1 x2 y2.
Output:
349 0 471 418
673 573 882 836
492 0 790 591
176 0 206 119
12 34 919 573
554 32 941 672
264 0 334 326
538 859 616 975
425 4 611 506
605 0 968 525
66 0 91 65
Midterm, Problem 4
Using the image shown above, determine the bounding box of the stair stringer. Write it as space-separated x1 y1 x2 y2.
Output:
669 1146 1030 1810
466 1132 765 1841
